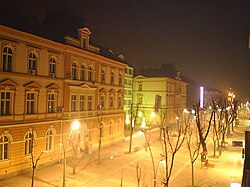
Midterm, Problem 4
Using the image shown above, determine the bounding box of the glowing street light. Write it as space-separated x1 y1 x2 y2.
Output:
200 86 204 108
72 120 80 130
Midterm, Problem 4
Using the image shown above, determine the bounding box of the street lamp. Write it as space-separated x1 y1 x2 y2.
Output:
69 120 80 174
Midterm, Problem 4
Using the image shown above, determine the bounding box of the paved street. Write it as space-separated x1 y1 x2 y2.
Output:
0 116 249 187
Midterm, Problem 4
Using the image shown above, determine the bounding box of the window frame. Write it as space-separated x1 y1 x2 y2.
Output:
0 135 10 161
45 129 55 151
49 56 56 77
28 51 37 75
2 46 13 72
24 131 34 156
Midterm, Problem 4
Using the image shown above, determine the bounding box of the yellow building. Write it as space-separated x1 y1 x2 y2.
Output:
133 75 187 126
0 25 126 178
124 64 134 126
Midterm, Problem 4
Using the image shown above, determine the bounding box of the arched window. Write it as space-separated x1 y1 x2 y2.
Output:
71 63 77 80
24 131 33 155
118 72 122 86
101 69 105 84
49 57 56 77
88 66 93 82
109 121 112 135
28 52 37 75
110 71 114 85
80 65 85 81
0 135 10 160
2 46 13 72
46 129 54 151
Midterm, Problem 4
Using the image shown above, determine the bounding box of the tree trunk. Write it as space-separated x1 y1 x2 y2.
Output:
31 167 35 187
191 162 195 187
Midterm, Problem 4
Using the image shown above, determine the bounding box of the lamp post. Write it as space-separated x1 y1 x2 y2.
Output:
60 142 66 187
69 120 80 174
139 130 156 187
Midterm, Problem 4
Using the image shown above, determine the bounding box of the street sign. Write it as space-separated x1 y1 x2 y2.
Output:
232 140 244 147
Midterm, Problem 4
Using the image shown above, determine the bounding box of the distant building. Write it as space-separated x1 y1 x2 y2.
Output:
132 75 187 125
0 25 126 178
124 64 134 124
204 88 223 107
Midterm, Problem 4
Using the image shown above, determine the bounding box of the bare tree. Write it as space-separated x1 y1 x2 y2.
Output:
185 113 201 187
134 160 146 187
194 104 213 154
156 107 187 187
30 128 43 187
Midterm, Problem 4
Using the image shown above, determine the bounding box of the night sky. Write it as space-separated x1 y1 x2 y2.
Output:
2 0 250 100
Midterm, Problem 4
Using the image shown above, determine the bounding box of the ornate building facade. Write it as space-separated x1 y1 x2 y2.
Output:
0 25 126 178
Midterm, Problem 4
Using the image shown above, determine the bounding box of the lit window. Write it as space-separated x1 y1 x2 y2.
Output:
28 52 37 75
24 131 33 155
100 95 105 109
49 57 56 77
48 93 55 113
2 46 13 72
71 63 77 80
0 135 10 160
80 65 85 81
46 129 54 151
71 95 77 111
0 91 11 115
138 95 143 104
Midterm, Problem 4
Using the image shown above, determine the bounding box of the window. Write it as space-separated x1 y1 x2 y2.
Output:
100 95 105 109
71 95 77 111
80 65 85 81
109 96 114 108
87 96 92 110
24 131 33 155
48 93 55 113
0 91 11 115
118 73 122 86
110 71 114 85
109 122 112 135
71 63 77 80
2 46 13 72
118 95 122 109
26 93 35 114
0 135 10 161
88 67 93 82
101 69 105 84
80 95 85 111
138 95 143 104
28 52 37 75
46 129 54 151
138 83 142 91
49 57 56 77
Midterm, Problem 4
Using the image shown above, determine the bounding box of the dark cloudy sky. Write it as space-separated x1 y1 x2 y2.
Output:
2 0 250 100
